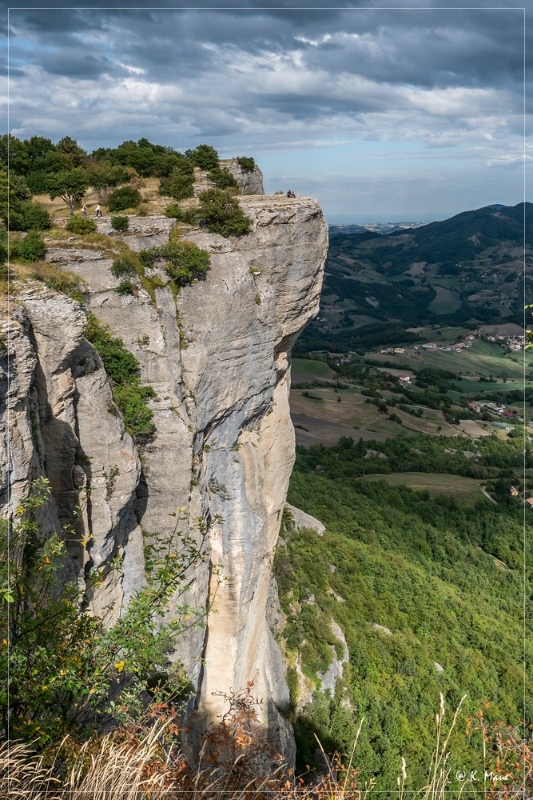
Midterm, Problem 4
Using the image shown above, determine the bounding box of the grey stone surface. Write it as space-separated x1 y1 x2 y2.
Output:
285 503 326 535
1 191 327 761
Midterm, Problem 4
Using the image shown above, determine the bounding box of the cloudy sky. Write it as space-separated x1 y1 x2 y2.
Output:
2 1 531 222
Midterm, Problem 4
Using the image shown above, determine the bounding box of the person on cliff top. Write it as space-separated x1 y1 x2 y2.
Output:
95 204 102 217
287 189 296 198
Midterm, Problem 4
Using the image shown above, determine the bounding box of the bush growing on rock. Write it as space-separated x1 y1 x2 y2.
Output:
196 188 251 237
111 215 129 232
165 203 183 220
139 241 210 287
110 253 139 279
12 231 46 262
85 314 156 438
207 167 238 190
66 215 97 235
115 280 137 296
107 185 142 212
236 156 256 173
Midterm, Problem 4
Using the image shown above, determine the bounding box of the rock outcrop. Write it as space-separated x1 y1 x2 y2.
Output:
221 158 265 195
0 187 327 758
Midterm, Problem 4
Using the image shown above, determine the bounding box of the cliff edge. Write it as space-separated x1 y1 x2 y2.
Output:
0 188 328 756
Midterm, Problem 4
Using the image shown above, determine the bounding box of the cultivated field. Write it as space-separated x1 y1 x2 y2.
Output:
291 358 338 382
368 339 531 379
290 380 459 447
358 472 488 505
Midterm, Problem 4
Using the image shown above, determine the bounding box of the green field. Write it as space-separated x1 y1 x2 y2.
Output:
452 379 529 394
368 340 530 379
292 357 338 382
428 286 462 315
358 472 487 505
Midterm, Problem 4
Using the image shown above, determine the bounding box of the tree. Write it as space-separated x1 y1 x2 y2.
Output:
46 168 90 211
56 135 87 167
0 134 30 174
186 144 219 171
0 169 35 229
0 478 208 746
86 163 130 201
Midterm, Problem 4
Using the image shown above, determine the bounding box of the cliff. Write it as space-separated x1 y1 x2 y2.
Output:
0 186 327 755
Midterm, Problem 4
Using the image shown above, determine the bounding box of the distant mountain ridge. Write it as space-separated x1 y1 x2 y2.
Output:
329 221 428 237
297 202 532 353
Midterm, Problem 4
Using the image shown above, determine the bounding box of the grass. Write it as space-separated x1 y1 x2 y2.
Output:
0 702 528 798
358 472 487 506
290 386 459 446
292 357 338 381
452 379 529 394
368 341 529 379
428 286 462 315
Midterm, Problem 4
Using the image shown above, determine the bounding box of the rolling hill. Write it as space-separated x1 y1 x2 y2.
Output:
296 202 532 354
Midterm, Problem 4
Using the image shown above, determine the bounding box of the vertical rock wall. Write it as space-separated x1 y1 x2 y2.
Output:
0 191 327 753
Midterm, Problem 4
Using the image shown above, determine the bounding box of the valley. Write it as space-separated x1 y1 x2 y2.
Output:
280 204 532 788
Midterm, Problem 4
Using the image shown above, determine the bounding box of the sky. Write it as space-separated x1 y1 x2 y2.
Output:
1 0 531 223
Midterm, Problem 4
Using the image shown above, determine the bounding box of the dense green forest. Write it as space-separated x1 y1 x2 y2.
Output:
276 435 531 790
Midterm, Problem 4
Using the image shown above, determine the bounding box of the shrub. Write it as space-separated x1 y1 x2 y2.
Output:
112 383 156 436
237 156 256 172
66 215 97 235
207 167 238 190
187 143 219 170
115 280 137 296
15 231 46 262
110 215 129 232
110 254 138 278
0 478 206 746
196 188 252 237
158 172 194 201
85 313 155 438
107 185 142 212
165 203 183 219
17 200 51 231
140 241 210 287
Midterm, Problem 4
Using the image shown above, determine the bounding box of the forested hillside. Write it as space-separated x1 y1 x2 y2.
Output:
297 203 532 354
277 435 531 791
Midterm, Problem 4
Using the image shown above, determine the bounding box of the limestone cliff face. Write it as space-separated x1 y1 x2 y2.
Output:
0 189 327 752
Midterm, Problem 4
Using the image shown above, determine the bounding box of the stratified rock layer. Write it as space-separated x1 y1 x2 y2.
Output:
0 191 327 755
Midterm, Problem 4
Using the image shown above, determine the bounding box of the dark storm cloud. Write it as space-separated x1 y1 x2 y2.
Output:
5 2 527 114
3 1 529 195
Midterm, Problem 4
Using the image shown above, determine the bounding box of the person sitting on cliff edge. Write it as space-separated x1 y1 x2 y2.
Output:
286 189 296 198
